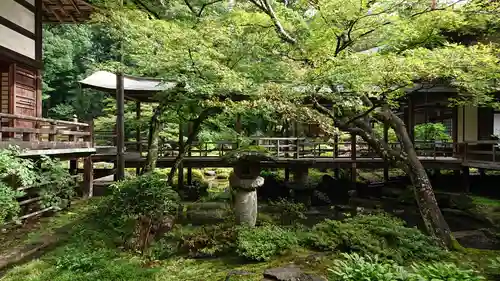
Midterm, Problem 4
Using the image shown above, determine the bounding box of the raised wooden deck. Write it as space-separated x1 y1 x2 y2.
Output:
0 113 94 158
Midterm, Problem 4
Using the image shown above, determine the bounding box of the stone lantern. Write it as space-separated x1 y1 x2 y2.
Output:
225 149 271 227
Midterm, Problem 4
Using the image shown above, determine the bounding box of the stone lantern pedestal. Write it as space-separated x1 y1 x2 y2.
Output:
229 161 264 227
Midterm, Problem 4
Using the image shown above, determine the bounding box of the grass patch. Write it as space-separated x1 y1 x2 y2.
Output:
472 196 500 207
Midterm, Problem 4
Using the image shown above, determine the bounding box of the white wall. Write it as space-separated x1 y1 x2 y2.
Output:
457 105 478 142
0 25 35 59
0 0 35 33
0 0 36 60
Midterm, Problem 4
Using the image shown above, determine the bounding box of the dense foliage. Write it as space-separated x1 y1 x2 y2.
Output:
329 253 484 281
306 213 445 263
108 173 180 222
0 149 74 224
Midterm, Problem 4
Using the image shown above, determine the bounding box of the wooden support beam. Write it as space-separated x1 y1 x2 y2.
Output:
350 133 357 190
334 133 339 179
462 166 470 193
116 73 125 180
136 101 141 175
383 123 389 182
187 121 193 185
83 155 93 198
178 122 184 189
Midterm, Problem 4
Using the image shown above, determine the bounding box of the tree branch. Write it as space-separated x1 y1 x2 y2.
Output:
197 0 223 17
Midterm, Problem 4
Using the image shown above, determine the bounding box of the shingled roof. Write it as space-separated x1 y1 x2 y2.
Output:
42 0 93 23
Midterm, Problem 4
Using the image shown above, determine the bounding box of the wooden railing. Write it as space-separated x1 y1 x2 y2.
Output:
94 132 459 160
0 113 93 150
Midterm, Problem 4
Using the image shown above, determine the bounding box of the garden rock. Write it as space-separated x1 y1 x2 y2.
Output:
262 265 326 281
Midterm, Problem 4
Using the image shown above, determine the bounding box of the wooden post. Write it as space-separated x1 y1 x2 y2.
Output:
334 133 339 179
116 73 125 181
136 101 141 175
83 156 93 199
407 96 415 143
383 123 389 182
462 166 470 193
70 159 78 175
187 121 193 186
178 122 184 189
350 133 357 190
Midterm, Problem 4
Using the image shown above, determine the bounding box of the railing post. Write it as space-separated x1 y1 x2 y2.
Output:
493 143 496 162
295 138 300 159
464 142 468 161
350 133 357 190
276 139 280 158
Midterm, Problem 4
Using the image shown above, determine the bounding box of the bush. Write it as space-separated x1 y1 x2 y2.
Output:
329 253 484 281
236 224 298 261
107 173 180 252
109 173 180 221
269 199 307 225
0 149 73 224
37 156 74 209
216 173 230 180
307 213 445 262
411 262 484 281
163 223 237 258
329 253 410 281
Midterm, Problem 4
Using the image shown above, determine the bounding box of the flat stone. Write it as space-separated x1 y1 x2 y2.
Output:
262 265 326 281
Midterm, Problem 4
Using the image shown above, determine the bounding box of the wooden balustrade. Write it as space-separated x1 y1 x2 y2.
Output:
0 113 93 150
94 131 469 160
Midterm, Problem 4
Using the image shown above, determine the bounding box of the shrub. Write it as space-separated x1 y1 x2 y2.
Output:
0 149 73 224
411 262 484 281
269 198 307 224
328 253 484 281
37 156 75 209
216 173 230 180
0 183 24 224
328 253 410 281
164 223 237 258
109 173 180 221
108 173 180 252
307 213 445 262
236 224 298 261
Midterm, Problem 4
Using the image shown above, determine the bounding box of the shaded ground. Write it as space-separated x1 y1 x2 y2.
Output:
0 190 499 281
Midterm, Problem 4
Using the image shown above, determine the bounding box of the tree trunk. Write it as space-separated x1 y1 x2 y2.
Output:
167 107 223 185
141 105 165 174
387 110 454 249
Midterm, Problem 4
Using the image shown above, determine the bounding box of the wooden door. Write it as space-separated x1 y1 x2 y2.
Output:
11 64 40 128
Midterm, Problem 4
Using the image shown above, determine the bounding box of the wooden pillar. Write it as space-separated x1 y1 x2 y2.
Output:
383 123 389 182
178 122 184 189
136 101 141 175
116 73 125 181
334 133 340 179
350 133 357 189
462 166 470 193
452 107 458 155
69 159 78 175
479 168 486 178
83 156 93 199
187 121 193 185
406 96 415 143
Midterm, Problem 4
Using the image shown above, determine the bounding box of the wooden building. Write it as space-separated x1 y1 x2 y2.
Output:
0 0 92 124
